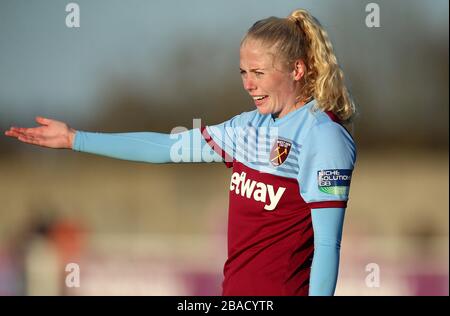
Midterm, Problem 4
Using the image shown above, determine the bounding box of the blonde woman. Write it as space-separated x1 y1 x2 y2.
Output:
5 9 356 296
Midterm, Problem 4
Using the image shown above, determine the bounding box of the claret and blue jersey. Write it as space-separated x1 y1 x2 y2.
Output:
201 99 356 295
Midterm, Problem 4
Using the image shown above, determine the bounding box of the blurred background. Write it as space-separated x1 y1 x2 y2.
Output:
0 0 448 295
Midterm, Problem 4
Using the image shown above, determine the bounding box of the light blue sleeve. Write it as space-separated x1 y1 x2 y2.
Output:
298 121 356 205
309 207 345 296
205 110 257 166
72 128 223 163
298 121 356 295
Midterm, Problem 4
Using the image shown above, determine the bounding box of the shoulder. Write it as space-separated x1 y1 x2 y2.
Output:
309 108 353 139
304 110 356 156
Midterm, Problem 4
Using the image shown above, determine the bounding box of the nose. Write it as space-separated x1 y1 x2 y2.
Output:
243 77 256 92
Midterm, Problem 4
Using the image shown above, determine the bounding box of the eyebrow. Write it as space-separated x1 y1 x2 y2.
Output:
239 68 266 72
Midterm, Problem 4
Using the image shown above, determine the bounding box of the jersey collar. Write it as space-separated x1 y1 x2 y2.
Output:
271 99 316 126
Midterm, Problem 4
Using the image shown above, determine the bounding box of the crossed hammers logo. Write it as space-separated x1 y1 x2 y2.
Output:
270 139 292 167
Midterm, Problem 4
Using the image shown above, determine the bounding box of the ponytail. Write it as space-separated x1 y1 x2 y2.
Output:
289 9 355 123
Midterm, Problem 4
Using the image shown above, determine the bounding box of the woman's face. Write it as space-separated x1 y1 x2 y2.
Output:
239 39 304 118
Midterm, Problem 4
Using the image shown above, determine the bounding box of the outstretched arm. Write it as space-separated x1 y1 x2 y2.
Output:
72 129 221 163
4 116 222 164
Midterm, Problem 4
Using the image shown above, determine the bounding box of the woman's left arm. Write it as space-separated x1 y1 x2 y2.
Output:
297 120 357 295
309 207 346 296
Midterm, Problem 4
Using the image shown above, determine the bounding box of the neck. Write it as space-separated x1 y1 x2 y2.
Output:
273 97 312 120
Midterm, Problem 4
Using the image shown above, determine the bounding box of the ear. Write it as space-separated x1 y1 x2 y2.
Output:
292 59 306 81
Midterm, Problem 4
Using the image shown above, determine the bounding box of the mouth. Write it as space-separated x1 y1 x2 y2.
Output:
252 95 269 106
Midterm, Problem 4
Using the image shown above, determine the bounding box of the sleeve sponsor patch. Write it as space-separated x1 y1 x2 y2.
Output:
317 169 352 195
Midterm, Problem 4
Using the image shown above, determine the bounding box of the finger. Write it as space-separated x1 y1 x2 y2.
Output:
18 134 40 146
10 127 26 133
4 130 23 138
35 116 50 126
12 127 37 136
8 128 36 139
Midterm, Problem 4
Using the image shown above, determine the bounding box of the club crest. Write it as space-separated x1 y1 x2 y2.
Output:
270 139 292 166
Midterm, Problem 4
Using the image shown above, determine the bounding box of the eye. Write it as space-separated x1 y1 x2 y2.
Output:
255 71 264 76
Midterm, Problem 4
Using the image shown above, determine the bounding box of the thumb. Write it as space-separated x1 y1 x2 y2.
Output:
35 116 50 125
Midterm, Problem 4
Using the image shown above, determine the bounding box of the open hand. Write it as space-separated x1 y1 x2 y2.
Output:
4 116 76 149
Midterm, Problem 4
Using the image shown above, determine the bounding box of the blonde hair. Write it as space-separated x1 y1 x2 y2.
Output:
242 9 356 123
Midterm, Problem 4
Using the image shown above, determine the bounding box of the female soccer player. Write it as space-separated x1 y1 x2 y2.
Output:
5 9 356 296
